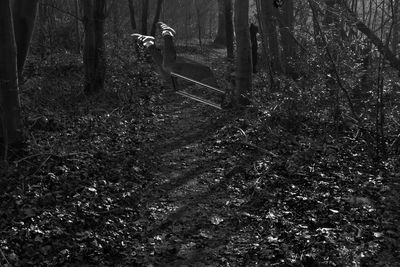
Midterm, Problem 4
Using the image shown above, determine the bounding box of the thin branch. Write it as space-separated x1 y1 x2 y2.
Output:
308 0 358 119
43 2 82 21
0 248 10 266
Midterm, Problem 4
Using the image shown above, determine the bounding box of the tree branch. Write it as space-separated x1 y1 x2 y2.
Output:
339 0 400 73
43 2 82 21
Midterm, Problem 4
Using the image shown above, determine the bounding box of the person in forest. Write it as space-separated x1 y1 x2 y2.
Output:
132 22 220 90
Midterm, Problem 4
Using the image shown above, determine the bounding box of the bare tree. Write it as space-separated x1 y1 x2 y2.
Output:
257 0 282 73
234 0 252 106
82 0 106 94
150 0 163 36
195 0 203 47
141 0 149 34
392 0 399 55
214 0 226 46
74 0 81 53
224 0 234 59
128 0 137 31
279 0 296 75
12 0 40 77
339 0 400 73
0 0 24 149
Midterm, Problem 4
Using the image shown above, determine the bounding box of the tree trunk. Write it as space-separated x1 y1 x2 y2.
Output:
74 0 81 53
234 0 252 106
214 0 226 46
255 0 268 71
279 0 295 75
94 0 106 91
150 0 163 36
250 23 258 73
195 0 203 47
12 0 39 77
392 0 400 55
258 0 282 73
141 0 149 34
82 0 106 94
128 0 137 31
0 0 24 148
224 0 234 59
38 0 48 58
310 0 323 48
112 1 121 39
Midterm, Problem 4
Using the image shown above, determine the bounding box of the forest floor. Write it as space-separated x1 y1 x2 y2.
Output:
1 45 400 266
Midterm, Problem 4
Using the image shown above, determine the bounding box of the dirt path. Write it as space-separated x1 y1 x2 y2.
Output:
127 84 400 266
132 89 245 265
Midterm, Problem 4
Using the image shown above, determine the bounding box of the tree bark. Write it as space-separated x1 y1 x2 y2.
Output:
38 1 48 58
150 0 163 36
195 0 203 47
258 0 282 73
0 0 24 147
141 0 149 34
250 23 258 73
12 0 40 77
214 0 226 46
279 0 295 75
112 1 121 38
224 0 234 59
392 0 400 55
82 0 106 94
310 0 323 48
74 0 81 53
234 0 252 105
255 0 268 70
128 0 137 31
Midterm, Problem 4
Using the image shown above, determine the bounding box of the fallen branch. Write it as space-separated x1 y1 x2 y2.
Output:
236 127 277 157
240 141 278 158
0 247 11 266
14 152 93 165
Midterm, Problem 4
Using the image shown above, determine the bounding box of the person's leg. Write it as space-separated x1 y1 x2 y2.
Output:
157 22 177 72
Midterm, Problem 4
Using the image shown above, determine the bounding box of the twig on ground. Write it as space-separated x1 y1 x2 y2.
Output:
236 127 277 157
241 141 278 158
14 152 93 164
0 248 11 266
